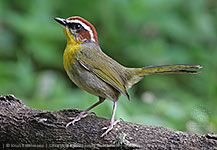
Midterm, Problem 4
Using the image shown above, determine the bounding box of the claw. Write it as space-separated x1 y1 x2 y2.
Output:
101 119 120 137
66 111 88 127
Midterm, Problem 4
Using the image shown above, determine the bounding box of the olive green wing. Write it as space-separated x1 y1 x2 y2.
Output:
77 51 129 100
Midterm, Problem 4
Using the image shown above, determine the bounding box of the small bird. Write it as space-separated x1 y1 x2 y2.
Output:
54 16 202 137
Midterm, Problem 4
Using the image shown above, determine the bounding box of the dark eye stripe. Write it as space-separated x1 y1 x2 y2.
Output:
67 23 84 31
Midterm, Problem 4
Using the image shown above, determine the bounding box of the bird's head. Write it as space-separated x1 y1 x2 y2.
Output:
54 16 98 44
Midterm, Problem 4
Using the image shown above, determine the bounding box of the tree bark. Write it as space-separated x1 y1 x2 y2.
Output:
0 94 216 150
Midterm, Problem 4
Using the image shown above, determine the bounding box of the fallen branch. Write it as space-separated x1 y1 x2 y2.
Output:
0 94 216 149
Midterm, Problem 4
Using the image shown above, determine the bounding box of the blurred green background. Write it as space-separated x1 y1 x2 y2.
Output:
0 0 216 134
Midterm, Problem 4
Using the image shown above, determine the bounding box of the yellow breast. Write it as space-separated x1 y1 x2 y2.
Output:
63 28 83 72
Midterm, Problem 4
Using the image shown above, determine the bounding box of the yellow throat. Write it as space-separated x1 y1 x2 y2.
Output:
63 28 83 72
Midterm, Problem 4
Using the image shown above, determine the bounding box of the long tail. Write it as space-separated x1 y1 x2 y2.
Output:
125 64 202 89
137 64 202 75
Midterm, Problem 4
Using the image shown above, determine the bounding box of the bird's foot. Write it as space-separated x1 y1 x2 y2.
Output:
101 118 120 137
66 111 88 127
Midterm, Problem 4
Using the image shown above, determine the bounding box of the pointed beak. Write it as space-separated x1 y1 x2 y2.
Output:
54 17 66 26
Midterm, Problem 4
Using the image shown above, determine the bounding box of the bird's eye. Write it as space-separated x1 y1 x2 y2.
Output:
68 23 83 30
75 24 81 29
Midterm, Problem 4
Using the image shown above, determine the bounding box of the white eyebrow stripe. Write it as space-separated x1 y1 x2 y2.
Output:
66 19 95 42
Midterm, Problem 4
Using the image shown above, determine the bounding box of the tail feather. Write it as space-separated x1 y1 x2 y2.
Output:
138 64 202 75
125 64 202 89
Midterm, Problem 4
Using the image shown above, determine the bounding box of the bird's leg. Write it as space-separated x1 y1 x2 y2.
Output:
101 100 120 137
66 97 105 127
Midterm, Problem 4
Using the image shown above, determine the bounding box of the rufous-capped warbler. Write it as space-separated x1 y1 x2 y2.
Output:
54 16 202 137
